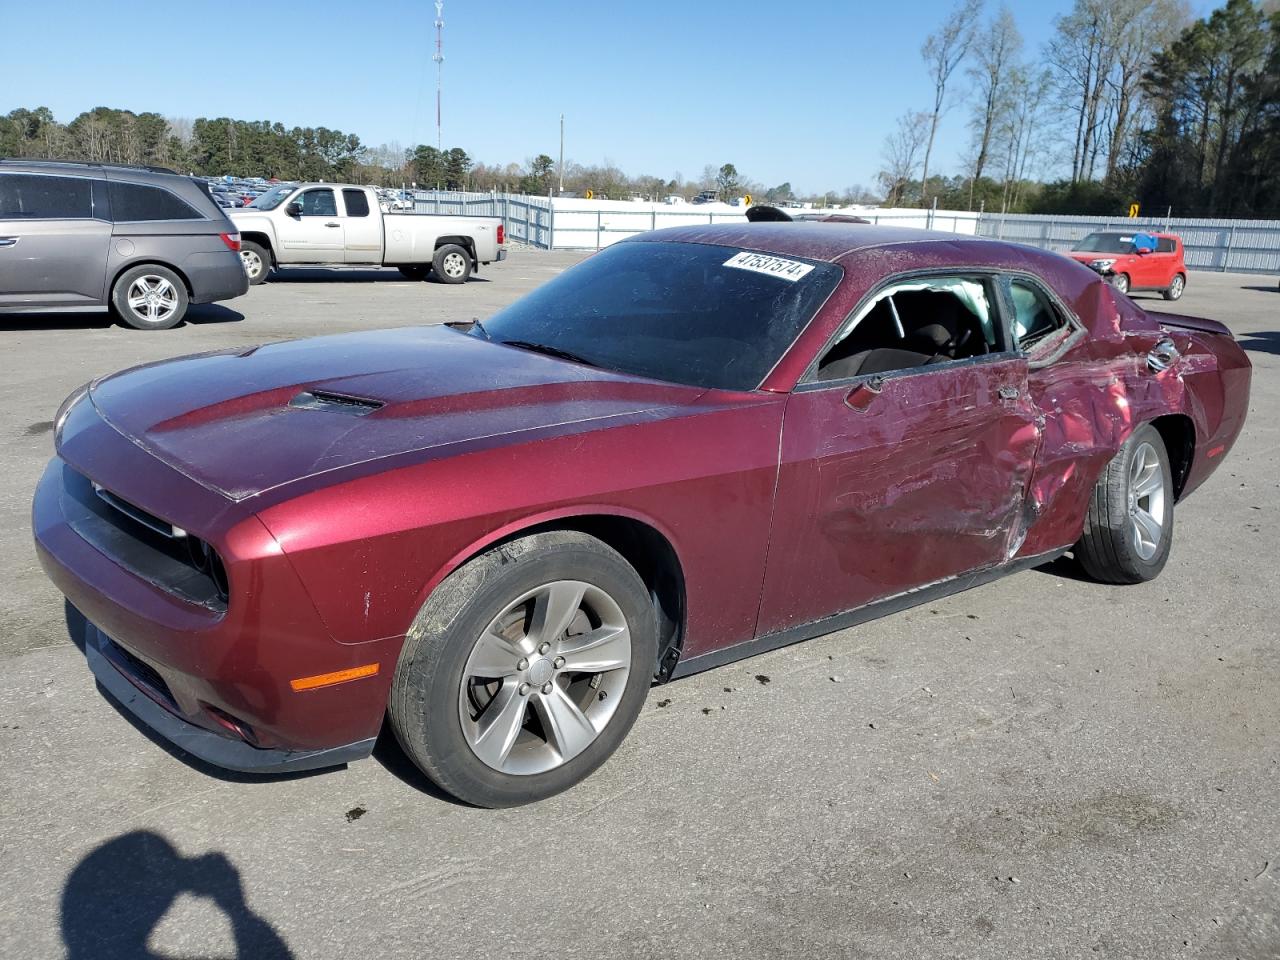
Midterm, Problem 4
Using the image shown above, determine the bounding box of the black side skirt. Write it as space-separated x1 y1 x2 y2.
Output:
669 548 1069 680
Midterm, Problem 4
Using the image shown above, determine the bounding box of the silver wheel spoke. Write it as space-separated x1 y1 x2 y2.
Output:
469 681 527 768
529 582 586 646
468 629 527 677
559 624 630 673
1133 467 1162 499
128 295 147 309
533 685 596 762
1133 507 1161 546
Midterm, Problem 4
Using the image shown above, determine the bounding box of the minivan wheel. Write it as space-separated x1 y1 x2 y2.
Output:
432 244 472 284
1163 273 1185 301
111 265 189 330
240 242 270 285
389 530 657 807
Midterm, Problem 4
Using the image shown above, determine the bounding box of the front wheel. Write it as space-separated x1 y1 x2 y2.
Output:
389 531 657 807
240 242 271 285
432 244 472 284
1075 423 1174 584
1111 273 1131 295
110 265 189 330
1163 273 1185 301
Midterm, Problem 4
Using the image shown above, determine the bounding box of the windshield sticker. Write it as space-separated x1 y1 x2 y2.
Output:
723 251 815 282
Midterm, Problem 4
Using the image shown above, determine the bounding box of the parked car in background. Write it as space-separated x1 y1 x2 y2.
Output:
1068 230 1187 300
34 224 1249 806
230 183 505 284
0 159 248 329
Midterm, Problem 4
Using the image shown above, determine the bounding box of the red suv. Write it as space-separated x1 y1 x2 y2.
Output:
1068 230 1187 301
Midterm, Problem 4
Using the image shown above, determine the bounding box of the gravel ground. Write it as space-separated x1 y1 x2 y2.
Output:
1 255 1276 959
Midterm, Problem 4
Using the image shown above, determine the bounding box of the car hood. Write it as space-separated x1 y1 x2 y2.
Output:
87 326 708 501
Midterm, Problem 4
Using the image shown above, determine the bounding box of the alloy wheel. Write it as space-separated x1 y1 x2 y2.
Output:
240 248 264 280
1128 440 1166 561
441 251 467 279
127 275 179 323
457 580 632 775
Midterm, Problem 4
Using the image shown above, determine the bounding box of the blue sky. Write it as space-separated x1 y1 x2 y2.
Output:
0 0 1213 193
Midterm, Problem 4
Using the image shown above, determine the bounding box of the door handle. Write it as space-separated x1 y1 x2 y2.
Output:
324 222 341 228
997 385 1020 401
0 237 18 247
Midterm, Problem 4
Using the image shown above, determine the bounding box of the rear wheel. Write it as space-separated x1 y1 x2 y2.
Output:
1163 273 1185 301
398 265 429 281
389 531 657 807
110 265 188 330
1075 423 1174 584
432 244 472 284
1111 273 1131 295
240 242 270 285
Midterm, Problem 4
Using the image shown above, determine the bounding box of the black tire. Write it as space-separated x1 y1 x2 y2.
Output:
1075 423 1174 584
389 530 657 807
110 264 189 330
398 265 429 281
432 243 472 284
1111 273 1131 295
1162 273 1185 301
240 242 271 285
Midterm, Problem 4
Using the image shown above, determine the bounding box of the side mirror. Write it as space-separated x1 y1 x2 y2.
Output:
1136 245 1153 255
286 201 303 217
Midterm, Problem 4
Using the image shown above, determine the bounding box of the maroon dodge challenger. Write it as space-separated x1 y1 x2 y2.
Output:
34 224 1250 807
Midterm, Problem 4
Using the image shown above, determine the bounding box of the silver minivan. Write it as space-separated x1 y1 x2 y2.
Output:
0 160 249 329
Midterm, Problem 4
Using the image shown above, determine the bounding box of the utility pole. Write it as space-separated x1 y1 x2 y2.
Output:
433 1 445 152
558 114 565 195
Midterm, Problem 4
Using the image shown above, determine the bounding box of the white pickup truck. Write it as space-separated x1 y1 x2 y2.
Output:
229 183 505 285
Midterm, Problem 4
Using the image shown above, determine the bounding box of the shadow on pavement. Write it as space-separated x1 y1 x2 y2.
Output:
0 302 243 331
1240 285 1278 294
1235 331 1280 356
62 831 293 959
267 267 488 284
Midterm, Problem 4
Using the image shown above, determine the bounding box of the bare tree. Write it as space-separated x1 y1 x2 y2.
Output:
919 0 983 206
879 111 931 206
967 5 1022 207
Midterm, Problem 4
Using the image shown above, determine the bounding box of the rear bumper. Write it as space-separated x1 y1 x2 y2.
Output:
183 250 250 304
86 622 376 772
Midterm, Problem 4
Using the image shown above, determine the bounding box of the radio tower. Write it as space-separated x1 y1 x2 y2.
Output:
433 1 445 151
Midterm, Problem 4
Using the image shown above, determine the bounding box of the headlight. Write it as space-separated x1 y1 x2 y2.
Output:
1090 258 1116 271
53 382 92 445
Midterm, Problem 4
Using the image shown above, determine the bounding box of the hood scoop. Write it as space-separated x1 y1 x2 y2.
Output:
288 390 385 416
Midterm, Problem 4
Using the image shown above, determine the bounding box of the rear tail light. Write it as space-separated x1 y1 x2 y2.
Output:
219 232 242 253
496 224 504 246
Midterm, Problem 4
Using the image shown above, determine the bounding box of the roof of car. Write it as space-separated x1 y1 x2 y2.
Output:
631 221 1010 264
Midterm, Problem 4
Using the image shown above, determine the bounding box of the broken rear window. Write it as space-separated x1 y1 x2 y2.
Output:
478 241 841 391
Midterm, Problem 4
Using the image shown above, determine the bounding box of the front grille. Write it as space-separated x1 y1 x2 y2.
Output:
61 465 229 612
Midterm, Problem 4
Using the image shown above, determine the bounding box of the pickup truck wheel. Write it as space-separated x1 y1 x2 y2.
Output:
110 265 188 330
389 530 657 807
239 242 270 285
398 265 429 281
1075 423 1174 584
433 244 472 284
1162 273 1185 301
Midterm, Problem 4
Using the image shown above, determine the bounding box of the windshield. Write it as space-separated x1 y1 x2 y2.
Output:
477 240 842 391
247 185 295 210
1074 232 1136 254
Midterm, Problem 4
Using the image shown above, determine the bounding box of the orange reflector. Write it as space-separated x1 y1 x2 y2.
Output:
1207 444 1226 458
290 663 380 692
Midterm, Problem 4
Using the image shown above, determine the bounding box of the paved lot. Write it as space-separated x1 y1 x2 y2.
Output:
1 257 1276 959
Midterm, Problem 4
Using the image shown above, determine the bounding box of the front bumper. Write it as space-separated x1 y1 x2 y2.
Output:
33 409 401 771
86 622 375 772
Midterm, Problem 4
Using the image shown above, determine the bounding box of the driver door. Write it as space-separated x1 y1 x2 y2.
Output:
276 187 344 256
756 276 1041 635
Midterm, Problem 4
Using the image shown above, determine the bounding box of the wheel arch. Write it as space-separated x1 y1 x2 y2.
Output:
435 234 477 261
415 508 688 682
238 231 275 264
109 258 194 299
1150 412 1195 500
